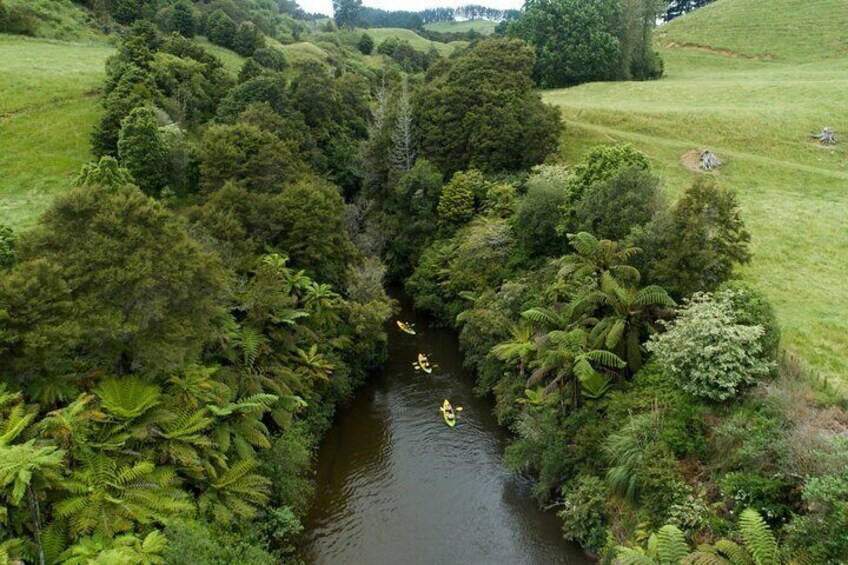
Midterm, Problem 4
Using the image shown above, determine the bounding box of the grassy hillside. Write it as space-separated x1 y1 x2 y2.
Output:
655 0 848 61
544 0 848 386
0 35 112 229
5 0 104 42
424 19 497 34
365 28 465 56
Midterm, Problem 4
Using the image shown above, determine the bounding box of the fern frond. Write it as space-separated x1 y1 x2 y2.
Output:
615 546 655 565
739 509 779 565
713 539 751 565
655 524 689 565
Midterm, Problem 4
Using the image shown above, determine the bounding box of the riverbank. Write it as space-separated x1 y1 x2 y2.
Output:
302 291 591 564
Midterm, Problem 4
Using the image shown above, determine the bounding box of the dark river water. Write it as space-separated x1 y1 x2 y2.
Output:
302 292 593 565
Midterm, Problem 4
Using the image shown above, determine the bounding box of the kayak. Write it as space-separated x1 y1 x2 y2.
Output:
396 320 416 335
441 399 456 427
417 353 432 374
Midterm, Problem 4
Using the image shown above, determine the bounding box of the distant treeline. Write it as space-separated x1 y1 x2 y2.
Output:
358 7 425 30
419 5 521 23
663 0 716 20
357 5 520 31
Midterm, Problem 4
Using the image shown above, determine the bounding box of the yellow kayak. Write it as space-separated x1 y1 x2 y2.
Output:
417 353 432 374
396 320 416 335
441 399 456 427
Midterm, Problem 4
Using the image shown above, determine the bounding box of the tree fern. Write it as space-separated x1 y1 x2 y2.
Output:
198 458 270 525
96 377 161 421
739 508 779 565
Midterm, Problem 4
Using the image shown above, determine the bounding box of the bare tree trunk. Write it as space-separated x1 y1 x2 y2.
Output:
390 76 416 174
27 484 45 565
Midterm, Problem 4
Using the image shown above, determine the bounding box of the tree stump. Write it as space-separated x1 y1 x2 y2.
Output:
812 127 837 145
700 150 722 170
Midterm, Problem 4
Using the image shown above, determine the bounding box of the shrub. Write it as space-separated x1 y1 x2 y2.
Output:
515 172 570 257
0 224 14 270
717 281 781 360
0 1 39 35
647 293 773 401
437 170 486 229
651 178 751 297
558 475 608 551
357 32 374 54
719 471 796 526
574 166 662 241
252 47 288 73
206 9 236 48
784 469 848 563
163 520 276 565
117 106 169 196
233 21 265 57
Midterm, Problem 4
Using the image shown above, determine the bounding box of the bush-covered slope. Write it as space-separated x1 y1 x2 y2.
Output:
544 0 848 386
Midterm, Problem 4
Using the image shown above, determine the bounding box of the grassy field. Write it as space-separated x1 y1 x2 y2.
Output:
0 35 112 229
365 28 466 57
543 0 848 386
423 19 497 35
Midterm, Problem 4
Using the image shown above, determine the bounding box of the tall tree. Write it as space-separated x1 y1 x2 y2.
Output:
117 106 169 196
510 0 622 87
390 76 416 175
333 0 362 29
415 38 561 174
650 178 751 297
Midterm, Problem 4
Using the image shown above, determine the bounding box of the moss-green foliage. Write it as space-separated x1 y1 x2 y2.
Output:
357 32 373 54
648 178 751 298
379 159 443 278
117 106 169 195
574 166 661 242
0 224 15 270
199 122 306 192
509 0 622 87
1 167 227 379
415 38 562 175
163 520 276 565
558 475 608 551
515 169 571 258
233 21 265 57
784 468 848 563
437 170 485 229
716 281 781 361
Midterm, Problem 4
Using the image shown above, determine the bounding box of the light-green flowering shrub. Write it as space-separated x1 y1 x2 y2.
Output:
646 293 773 401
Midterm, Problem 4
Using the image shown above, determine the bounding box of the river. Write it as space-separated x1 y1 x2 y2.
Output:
302 292 593 564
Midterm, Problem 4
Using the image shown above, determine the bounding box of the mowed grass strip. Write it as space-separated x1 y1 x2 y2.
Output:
0 35 112 228
543 13 848 386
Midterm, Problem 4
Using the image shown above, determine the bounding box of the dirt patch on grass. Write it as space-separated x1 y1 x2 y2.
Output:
681 149 723 174
681 149 702 171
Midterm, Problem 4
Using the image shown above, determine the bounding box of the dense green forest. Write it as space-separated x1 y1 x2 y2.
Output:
0 0 846 563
